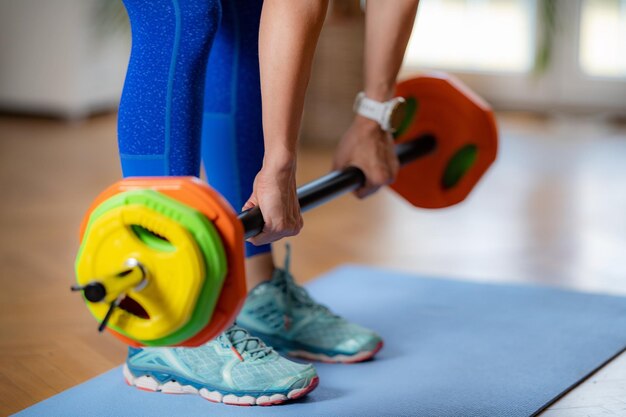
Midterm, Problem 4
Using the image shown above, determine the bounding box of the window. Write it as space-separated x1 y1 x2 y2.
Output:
404 0 536 73
401 0 626 112
579 0 626 78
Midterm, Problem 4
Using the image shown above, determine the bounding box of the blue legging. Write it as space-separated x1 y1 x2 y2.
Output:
118 0 269 257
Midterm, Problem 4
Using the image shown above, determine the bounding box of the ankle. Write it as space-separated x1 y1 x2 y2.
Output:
245 252 275 289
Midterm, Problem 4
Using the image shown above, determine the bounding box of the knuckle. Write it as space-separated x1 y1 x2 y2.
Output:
371 172 387 186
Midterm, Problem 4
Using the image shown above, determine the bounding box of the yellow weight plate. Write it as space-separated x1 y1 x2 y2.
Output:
76 203 205 341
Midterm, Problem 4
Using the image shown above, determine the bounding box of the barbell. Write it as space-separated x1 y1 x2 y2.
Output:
72 73 498 347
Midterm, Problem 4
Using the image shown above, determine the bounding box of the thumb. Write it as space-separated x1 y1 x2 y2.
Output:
332 154 351 171
242 195 258 212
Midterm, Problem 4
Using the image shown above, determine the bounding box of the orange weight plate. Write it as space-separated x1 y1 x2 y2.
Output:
79 177 246 347
392 73 498 208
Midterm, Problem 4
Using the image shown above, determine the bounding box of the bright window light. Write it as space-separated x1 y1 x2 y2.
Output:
404 0 536 73
580 0 626 78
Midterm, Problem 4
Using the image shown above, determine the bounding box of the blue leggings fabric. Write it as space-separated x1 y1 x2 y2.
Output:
118 0 269 257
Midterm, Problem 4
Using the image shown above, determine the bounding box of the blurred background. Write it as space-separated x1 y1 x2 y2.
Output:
0 0 625 415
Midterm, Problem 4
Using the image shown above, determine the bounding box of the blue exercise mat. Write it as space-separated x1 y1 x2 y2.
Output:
15 266 626 417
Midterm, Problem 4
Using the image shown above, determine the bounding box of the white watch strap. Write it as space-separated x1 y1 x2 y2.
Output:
354 92 387 125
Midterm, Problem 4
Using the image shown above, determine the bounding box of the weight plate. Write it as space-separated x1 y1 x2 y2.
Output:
391 74 498 208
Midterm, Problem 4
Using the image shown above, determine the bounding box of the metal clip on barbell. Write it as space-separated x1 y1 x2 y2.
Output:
71 258 148 331
73 73 498 348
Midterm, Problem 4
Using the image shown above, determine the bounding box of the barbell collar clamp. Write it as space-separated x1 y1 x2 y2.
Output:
71 259 148 303
71 281 107 303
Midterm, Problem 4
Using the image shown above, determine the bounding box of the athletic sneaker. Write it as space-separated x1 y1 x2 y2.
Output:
237 246 383 363
124 325 319 406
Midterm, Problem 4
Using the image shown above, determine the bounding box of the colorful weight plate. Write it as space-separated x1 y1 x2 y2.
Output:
76 190 209 342
392 73 498 208
78 177 246 347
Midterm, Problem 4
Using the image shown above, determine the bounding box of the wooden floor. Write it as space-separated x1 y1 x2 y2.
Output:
1 112 625 416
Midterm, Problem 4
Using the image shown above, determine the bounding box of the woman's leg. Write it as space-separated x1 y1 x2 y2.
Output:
119 4 320 403
119 0 221 177
200 0 382 365
201 0 273 288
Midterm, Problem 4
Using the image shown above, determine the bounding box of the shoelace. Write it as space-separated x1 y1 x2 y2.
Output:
280 244 336 319
221 325 273 361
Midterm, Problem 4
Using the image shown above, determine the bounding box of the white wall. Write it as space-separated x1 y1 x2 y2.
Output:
0 0 129 119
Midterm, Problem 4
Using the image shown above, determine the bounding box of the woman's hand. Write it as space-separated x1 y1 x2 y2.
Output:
333 116 400 198
243 158 303 246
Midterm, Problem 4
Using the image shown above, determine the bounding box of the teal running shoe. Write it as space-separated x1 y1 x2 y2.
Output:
237 246 383 363
124 325 318 406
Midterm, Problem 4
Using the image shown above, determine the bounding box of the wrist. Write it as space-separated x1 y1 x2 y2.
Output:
353 90 405 133
262 148 297 174
363 81 395 102
353 114 384 133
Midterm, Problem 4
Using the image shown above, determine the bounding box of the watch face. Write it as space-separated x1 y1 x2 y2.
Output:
389 98 408 132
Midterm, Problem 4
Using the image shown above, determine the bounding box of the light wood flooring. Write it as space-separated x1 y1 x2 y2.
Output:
0 112 625 416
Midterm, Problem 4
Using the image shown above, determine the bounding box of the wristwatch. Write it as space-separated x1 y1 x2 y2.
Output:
353 92 407 133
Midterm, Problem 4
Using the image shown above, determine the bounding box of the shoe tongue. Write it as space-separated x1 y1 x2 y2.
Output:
270 268 288 286
229 328 261 353
274 269 313 304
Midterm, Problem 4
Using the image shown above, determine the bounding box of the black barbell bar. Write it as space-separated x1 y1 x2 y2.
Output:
239 134 437 239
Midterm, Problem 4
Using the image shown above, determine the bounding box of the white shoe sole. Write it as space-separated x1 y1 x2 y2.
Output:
123 363 318 406
288 341 384 363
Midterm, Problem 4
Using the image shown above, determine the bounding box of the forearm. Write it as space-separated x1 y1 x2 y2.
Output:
363 0 419 101
259 1 329 170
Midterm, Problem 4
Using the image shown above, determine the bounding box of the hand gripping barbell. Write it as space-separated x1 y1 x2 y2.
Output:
72 73 498 347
